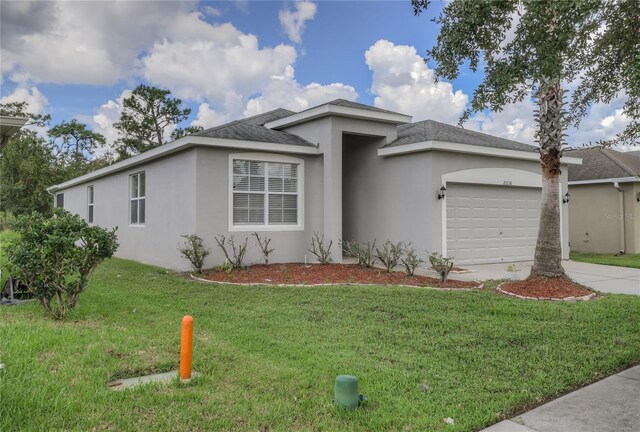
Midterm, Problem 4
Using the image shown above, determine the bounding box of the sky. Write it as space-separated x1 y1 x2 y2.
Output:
0 0 633 152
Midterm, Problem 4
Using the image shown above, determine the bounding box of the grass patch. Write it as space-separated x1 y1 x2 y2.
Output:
570 251 640 269
1 258 639 431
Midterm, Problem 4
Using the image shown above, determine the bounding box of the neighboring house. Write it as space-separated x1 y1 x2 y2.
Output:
47 99 580 270
0 115 28 147
566 147 640 254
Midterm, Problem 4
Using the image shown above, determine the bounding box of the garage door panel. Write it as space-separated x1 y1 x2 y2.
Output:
446 184 541 265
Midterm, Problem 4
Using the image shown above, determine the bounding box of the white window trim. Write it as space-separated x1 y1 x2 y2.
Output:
87 185 94 225
129 171 146 227
228 153 304 232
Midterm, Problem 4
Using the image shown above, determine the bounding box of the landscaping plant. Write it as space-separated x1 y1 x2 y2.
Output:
428 251 455 283
178 234 210 274
400 243 423 276
214 235 248 269
5 209 118 319
309 232 332 264
375 240 404 272
253 232 275 264
340 239 377 268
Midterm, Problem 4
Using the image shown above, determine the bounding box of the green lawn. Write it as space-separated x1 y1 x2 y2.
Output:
570 251 640 269
1 259 639 431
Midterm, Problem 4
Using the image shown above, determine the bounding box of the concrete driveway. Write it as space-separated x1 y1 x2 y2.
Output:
434 260 640 295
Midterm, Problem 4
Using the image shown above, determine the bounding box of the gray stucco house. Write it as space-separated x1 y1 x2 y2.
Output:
566 147 640 254
48 99 581 270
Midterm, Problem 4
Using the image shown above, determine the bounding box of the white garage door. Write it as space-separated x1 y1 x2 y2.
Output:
446 183 541 265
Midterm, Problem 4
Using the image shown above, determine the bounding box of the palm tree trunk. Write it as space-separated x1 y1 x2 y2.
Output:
530 80 565 278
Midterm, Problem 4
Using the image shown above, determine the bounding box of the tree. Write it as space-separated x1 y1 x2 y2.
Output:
49 119 107 179
113 84 193 157
171 125 204 141
0 102 59 215
412 0 639 278
6 209 119 320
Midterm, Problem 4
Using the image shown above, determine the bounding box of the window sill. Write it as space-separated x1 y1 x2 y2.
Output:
128 224 146 228
229 224 304 232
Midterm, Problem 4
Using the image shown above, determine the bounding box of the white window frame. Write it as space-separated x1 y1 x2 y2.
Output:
228 153 304 232
87 185 94 224
129 171 146 226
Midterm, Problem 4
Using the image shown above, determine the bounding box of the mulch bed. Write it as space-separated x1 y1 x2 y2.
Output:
202 263 480 289
498 274 596 300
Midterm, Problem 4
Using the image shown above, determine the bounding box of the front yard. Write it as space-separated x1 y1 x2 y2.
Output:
1 258 639 431
570 251 640 269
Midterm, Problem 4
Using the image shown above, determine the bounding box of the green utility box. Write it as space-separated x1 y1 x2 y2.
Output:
334 375 362 409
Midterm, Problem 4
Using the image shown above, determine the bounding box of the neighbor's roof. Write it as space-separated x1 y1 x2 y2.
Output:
383 119 539 153
566 147 640 181
195 109 315 147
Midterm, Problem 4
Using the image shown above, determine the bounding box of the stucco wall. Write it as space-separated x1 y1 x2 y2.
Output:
56 149 198 270
569 182 640 254
193 147 324 268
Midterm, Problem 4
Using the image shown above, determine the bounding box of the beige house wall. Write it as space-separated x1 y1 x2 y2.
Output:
569 182 640 254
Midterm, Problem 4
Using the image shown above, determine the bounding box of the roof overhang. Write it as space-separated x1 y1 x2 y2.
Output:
0 115 28 147
378 140 583 165
265 104 412 129
47 136 320 193
569 176 639 185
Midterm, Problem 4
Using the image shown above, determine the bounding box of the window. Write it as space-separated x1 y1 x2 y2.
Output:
55 193 64 208
232 158 299 228
130 172 145 225
87 186 94 223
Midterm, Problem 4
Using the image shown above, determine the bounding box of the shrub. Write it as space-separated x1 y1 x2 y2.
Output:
6 209 118 320
178 234 210 274
0 212 17 231
400 243 423 276
375 240 404 272
309 232 333 264
214 235 248 269
253 232 274 264
428 252 455 283
341 239 377 268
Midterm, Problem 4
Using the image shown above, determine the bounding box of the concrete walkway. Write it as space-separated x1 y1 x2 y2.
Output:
481 365 640 432
435 261 640 295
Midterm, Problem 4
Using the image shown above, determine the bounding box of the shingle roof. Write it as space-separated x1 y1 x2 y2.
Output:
566 147 640 181
195 109 316 147
300 98 409 116
383 119 539 152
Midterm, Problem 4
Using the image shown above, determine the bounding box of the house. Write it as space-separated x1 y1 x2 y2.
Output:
47 99 581 271
0 115 28 147
566 147 640 254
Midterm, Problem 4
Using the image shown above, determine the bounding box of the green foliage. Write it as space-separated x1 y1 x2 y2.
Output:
214 235 248 269
48 119 108 179
170 125 204 141
400 243 423 276
340 239 377 268
374 240 404 272
6 209 118 319
178 234 210 274
0 212 17 231
114 84 193 158
412 0 639 147
308 232 333 264
428 251 455 283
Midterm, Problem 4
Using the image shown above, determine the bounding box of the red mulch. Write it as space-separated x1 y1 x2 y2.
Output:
500 274 594 299
203 263 480 289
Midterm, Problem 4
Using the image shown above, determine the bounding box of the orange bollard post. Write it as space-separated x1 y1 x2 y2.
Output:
179 315 194 380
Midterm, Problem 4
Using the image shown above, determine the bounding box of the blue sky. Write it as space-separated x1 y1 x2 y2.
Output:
0 1 631 150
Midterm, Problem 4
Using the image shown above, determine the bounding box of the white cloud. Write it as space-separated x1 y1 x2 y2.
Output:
191 103 229 129
141 13 297 119
365 40 468 123
467 99 537 144
244 65 357 117
279 1 317 43
201 5 222 18
0 86 49 115
1 0 197 85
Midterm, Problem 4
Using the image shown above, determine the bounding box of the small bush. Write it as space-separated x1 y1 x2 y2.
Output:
0 211 17 231
6 209 118 320
253 232 274 264
178 234 210 274
400 243 423 276
309 232 333 264
428 252 455 283
214 235 248 269
375 240 404 272
341 239 377 268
